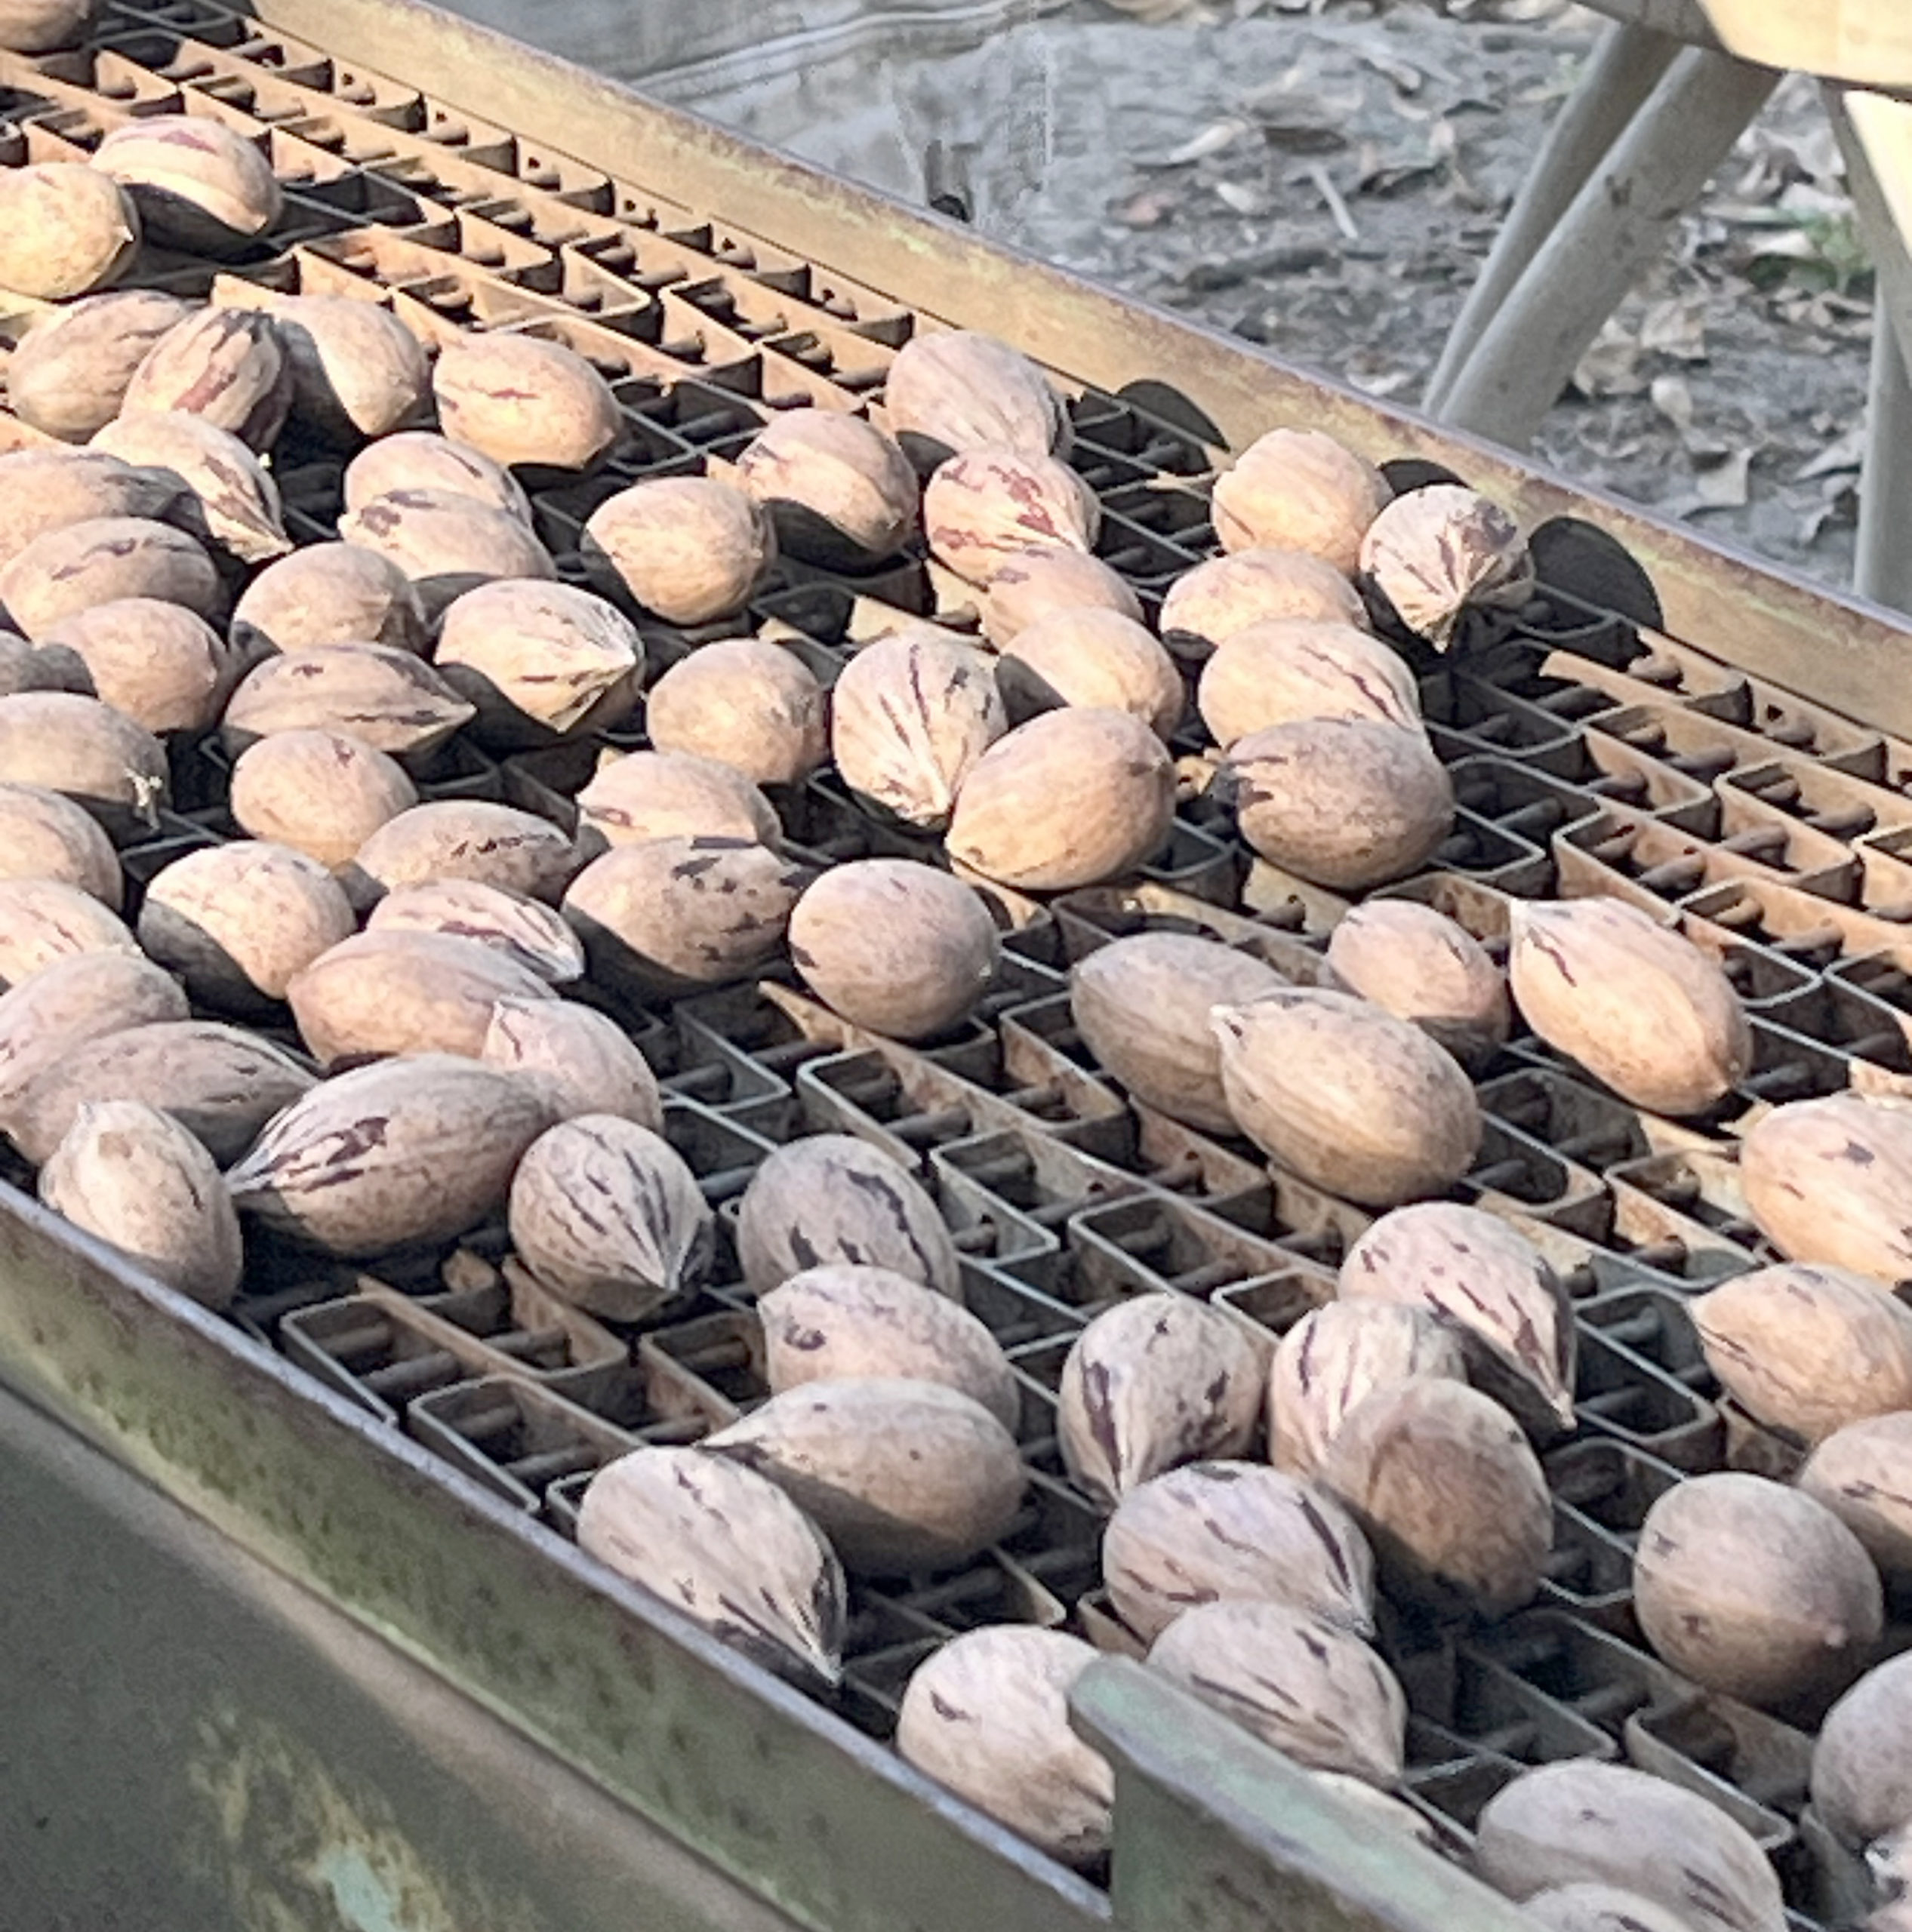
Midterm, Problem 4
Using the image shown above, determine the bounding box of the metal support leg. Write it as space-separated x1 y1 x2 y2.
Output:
1424 19 1682 413
1827 85 1912 612
1857 312 1912 613
1435 46 1778 451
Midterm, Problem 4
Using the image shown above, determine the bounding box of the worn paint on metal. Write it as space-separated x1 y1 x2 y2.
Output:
187 1697 496 1932
0 1198 1109 1932
0 1381 817 1932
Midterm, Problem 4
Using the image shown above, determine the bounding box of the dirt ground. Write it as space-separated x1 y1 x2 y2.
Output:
974 0 1874 588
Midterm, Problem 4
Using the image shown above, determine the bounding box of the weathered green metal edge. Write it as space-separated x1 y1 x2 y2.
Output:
1 1383 814 1932
0 1174 1537 1932
1075 1661 1544 1932
243 0 1912 735
0 1194 1108 1932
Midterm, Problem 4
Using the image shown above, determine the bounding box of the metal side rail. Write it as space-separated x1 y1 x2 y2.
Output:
0 1195 1536 1932
0 1379 808 1932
